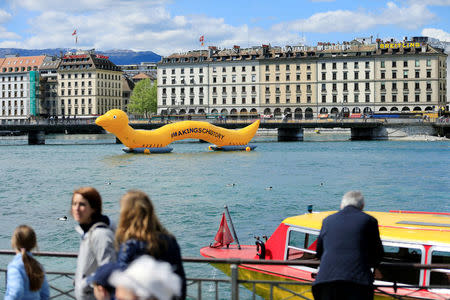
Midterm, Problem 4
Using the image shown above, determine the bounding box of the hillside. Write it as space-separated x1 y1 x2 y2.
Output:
0 48 162 65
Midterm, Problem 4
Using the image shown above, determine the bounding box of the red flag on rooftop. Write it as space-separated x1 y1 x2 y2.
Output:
212 213 234 248
72 29 77 36
199 35 204 46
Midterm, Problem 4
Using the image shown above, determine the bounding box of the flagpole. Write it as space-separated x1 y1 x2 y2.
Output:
224 205 241 250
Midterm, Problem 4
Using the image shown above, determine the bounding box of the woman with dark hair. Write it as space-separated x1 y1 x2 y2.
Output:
72 187 116 300
115 190 186 299
5 225 49 300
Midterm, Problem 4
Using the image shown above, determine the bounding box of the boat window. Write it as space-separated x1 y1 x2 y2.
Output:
374 245 423 285
430 249 450 286
286 229 318 261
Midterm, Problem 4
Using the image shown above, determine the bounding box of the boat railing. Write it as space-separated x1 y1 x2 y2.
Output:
0 250 449 300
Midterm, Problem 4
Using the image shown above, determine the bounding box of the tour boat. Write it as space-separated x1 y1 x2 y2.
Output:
200 210 450 299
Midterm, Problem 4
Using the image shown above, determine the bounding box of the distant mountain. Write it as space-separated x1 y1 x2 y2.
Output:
0 48 162 65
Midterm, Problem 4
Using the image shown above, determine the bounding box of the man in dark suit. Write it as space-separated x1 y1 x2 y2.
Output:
312 191 384 300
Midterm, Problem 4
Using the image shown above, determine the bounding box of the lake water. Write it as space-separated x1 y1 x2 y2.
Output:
0 132 449 297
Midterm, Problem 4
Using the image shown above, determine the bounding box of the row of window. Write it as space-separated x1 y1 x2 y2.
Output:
161 74 259 85
380 59 432 68
60 73 121 80
380 70 433 79
1 83 26 90
60 89 120 97
0 109 25 116
162 68 204 75
1 100 25 107
161 82 437 96
380 82 434 91
1 91 26 98
380 94 432 103
1 66 37 72
62 107 93 116
160 58 438 76
162 86 259 94
1 76 26 82
60 98 121 106
161 69 439 85
59 81 121 88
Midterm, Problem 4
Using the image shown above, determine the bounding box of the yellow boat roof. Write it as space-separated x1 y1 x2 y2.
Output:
282 211 450 247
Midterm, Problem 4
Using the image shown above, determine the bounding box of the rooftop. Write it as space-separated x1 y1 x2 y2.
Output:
0 55 46 73
160 39 446 65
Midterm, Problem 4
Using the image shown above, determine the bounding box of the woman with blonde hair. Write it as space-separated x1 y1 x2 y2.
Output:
115 190 186 299
72 187 116 300
5 225 50 300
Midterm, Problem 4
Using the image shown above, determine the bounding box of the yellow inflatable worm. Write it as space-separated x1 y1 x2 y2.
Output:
95 109 260 148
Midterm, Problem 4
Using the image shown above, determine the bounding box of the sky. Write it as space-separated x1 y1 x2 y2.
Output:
0 0 449 56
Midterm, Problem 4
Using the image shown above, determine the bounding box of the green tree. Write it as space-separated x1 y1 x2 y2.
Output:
128 78 157 117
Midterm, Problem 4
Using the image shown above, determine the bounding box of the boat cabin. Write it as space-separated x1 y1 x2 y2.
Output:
271 211 450 291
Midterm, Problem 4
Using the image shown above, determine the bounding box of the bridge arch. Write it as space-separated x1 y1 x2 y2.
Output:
305 108 314 120
294 108 303 119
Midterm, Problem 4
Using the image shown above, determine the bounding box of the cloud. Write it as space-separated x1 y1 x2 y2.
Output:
0 9 12 23
408 0 450 5
1 0 444 56
10 0 144 13
421 28 450 42
0 26 21 40
274 2 435 33
7 0 300 55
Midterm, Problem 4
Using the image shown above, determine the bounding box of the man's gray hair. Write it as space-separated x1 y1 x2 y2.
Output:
340 190 365 210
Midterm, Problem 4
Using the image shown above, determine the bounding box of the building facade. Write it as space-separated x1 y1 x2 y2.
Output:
121 76 134 113
0 55 46 121
39 56 61 117
0 50 125 122
57 50 123 116
157 39 448 118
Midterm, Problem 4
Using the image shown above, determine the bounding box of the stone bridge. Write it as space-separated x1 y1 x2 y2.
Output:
0 118 448 144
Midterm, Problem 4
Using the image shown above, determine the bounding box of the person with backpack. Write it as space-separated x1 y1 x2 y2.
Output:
72 187 116 300
115 190 186 299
